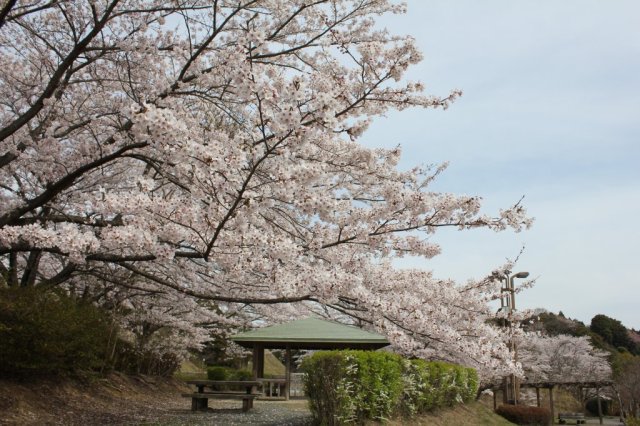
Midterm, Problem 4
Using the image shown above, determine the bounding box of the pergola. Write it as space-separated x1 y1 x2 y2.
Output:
231 317 390 399
491 380 614 424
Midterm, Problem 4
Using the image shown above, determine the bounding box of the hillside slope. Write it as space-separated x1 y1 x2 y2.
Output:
0 373 191 425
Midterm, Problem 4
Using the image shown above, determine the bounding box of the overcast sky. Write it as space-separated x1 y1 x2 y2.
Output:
364 1 640 329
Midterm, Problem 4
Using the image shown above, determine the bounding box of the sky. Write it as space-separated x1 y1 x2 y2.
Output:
363 1 640 329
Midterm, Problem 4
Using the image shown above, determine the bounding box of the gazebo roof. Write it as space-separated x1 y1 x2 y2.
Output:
231 317 390 350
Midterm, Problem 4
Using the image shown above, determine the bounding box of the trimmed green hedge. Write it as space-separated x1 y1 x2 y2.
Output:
301 350 478 425
402 358 478 415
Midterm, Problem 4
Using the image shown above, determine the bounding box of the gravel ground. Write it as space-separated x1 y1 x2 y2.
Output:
146 399 313 426
579 417 624 425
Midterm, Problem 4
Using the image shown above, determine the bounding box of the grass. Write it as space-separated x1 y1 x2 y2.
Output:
381 401 516 426
174 358 207 381
247 350 286 377
264 350 286 376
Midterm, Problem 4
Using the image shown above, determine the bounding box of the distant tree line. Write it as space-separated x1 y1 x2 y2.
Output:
590 314 639 355
526 311 639 355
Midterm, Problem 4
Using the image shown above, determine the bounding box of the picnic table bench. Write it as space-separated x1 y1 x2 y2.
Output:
558 412 586 424
183 380 262 412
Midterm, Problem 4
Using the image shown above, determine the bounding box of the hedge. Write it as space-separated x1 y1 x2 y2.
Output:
301 350 478 425
402 358 478 415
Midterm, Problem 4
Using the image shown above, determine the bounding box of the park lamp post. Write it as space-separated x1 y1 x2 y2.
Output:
508 271 529 311
501 271 529 405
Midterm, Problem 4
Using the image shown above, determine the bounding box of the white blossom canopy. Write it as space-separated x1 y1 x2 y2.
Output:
0 0 532 372
518 334 612 383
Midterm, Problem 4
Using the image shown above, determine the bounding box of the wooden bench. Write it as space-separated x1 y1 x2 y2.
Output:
183 380 262 412
181 392 259 411
558 412 586 424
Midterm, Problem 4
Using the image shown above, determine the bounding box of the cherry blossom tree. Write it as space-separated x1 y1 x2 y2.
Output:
517 334 612 407
0 1 532 372
518 334 611 383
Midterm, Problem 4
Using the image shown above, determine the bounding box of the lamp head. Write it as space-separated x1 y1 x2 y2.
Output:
513 271 529 279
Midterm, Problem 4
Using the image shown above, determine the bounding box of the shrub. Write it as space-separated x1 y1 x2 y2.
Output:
495 405 551 425
302 350 479 425
207 366 231 380
625 417 640 426
345 351 404 422
0 287 185 378
0 287 114 377
231 368 254 381
302 351 352 426
401 358 478 416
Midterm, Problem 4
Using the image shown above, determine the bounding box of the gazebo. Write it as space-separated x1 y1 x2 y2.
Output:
231 317 390 399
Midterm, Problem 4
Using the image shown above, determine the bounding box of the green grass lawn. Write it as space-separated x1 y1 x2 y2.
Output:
381 401 516 426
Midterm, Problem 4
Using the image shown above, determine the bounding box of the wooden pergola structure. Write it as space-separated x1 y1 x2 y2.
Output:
231 317 390 399
491 380 614 424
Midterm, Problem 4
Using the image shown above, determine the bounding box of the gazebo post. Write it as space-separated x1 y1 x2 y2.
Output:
597 386 603 425
258 345 265 378
252 345 258 379
578 386 583 405
285 344 291 400
493 388 497 410
536 387 540 407
252 344 265 380
502 376 508 404
549 386 555 425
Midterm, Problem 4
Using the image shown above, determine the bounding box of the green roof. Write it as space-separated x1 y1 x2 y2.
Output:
231 317 390 350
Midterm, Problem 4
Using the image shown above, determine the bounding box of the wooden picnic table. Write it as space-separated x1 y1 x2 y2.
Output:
183 380 262 412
